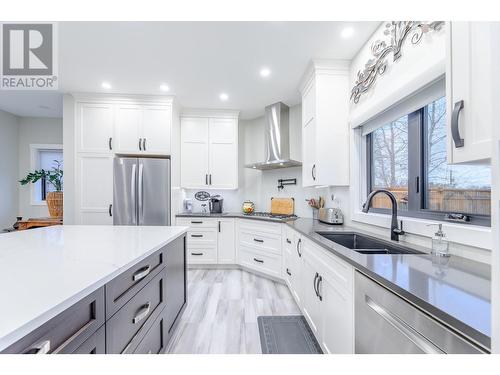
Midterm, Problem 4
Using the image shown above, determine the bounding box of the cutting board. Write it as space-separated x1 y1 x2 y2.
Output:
271 198 295 215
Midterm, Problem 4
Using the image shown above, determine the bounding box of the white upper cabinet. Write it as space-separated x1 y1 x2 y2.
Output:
299 60 350 187
447 22 499 164
115 104 172 155
76 103 114 153
180 112 239 190
180 117 210 188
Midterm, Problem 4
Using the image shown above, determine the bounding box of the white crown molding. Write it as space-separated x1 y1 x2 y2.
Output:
298 59 350 94
180 108 240 119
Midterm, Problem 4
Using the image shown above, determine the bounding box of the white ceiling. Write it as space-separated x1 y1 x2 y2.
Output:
0 21 379 119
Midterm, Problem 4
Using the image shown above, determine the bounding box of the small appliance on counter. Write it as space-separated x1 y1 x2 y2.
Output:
318 207 344 225
209 195 224 214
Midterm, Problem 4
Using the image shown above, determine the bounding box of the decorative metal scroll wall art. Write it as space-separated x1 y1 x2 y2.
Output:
350 21 444 104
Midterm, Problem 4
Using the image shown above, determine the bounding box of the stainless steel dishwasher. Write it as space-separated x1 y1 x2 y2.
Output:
355 271 486 354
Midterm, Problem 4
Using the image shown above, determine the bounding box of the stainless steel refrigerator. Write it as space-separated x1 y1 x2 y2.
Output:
113 157 171 226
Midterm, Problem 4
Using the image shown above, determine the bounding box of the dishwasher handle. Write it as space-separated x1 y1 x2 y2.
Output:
365 295 444 354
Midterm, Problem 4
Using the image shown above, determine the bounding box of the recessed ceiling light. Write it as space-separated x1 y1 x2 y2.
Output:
101 81 111 89
160 83 170 92
219 93 229 101
341 27 355 39
260 67 271 78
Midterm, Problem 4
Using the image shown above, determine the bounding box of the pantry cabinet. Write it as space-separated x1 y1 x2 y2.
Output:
75 154 113 225
446 22 499 164
299 60 350 187
180 112 239 190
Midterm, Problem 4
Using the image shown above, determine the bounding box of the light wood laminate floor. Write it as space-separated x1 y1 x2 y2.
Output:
167 268 300 354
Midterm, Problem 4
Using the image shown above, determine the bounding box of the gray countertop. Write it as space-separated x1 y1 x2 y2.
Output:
287 218 491 351
176 212 296 223
176 213 491 351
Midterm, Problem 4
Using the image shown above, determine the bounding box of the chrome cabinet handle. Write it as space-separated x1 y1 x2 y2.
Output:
205 174 208 185
286 238 292 244
191 234 203 238
191 252 203 256
312 164 316 181
133 302 151 324
191 221 203 224
139 138 143 151
365 295 444 354
25 339 51 354
209 174 212 185
253 238 264 243
143 138 146 151
451 100 464 148
132 265 150 282
108 137 113 150
109 204 112 217
296 238 302 257
313 272 319 297
253 258 264 263
286 268 292 276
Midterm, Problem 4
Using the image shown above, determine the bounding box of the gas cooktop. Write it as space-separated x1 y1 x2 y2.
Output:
244 212 297 220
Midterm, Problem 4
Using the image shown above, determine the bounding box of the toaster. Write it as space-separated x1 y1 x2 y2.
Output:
318 208 344 225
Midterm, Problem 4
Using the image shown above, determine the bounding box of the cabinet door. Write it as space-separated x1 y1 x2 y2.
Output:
76 103 114 153
302 118 317 187
447 22 495 164
76 154 113 225
142 106 172 155
115 105 142 153
290 235 304 306
208 118 238 189
301 250 322 337
217 219 235 264
319 275 354 354
180 117 209 188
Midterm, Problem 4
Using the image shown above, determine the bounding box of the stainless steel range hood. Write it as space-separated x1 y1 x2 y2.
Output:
245 102 302 170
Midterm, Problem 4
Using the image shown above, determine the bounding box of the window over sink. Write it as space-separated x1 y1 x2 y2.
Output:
366 97 491 226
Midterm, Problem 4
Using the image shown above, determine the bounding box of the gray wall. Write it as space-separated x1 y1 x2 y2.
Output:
0 109 19 230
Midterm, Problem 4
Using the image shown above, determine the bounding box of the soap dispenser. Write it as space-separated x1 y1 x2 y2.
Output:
428 224 450 257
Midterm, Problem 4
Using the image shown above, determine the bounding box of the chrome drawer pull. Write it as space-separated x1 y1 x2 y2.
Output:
365 295 444 354
191 234 203 238
253 258 264 263
25 339 50 354
253 238 264 243
191 252 204 256
191 221 203 224
132 266 151 282
133 302 151 324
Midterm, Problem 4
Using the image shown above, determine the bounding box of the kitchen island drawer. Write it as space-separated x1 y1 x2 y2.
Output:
2 287 105 354
72 325 105 354
132 313 167 354
106 269 167 354
187 247 217 264
106 246 165 318
238 245 281 278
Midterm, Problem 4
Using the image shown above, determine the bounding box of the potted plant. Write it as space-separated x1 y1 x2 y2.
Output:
20 160 64 219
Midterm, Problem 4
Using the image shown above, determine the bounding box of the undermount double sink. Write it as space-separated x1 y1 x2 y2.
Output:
316 232 423 255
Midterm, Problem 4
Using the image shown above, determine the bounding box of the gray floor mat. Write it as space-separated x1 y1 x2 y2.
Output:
258 315 323 354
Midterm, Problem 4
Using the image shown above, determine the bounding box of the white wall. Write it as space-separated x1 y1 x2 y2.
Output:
0 109 19 230
18 117 63 219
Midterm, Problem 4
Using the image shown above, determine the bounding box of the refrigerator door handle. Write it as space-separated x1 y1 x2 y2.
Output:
138 163 144 223
131 163 137 225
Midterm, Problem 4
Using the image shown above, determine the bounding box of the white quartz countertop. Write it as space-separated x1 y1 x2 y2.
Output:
0 225 188 351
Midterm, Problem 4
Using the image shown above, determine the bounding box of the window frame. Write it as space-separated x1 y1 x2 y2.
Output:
29 144 63 206
366 104 491 227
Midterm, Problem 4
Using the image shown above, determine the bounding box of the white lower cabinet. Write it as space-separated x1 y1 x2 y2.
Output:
217 218 236 264
283 227 303 306
300 238 354 354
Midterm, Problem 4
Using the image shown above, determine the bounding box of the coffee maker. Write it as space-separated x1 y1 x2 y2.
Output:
209 196 224 214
